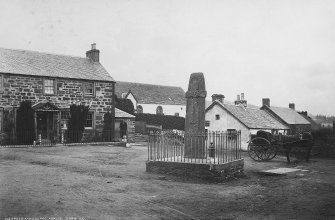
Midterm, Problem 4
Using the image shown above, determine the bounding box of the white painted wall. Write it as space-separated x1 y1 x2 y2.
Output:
205 104 287 150
205 104 251 150
125 92 185 117
138 103 186 117
126 93 137 110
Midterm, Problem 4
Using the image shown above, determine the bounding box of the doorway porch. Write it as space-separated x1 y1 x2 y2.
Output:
32 102 60 144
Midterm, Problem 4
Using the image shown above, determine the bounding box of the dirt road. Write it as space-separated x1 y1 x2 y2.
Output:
0 144 334 219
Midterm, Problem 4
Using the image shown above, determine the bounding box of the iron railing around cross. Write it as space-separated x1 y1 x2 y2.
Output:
147 130 242 164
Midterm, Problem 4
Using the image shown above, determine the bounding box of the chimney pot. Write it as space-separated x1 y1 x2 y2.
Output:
91 43 96 50
235 94 247 107
262 98 270 107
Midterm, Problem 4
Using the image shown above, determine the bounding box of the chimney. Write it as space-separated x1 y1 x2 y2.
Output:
86 43 100 62
262 98 270 107
235 93 247 107
289 103 295 110
211 94 225 103
299 111 307 116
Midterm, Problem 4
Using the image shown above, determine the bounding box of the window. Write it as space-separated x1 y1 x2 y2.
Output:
137 105 143 113
215 114 220 120
43 79 56 95
83 82 94 96
227 129 236 139
85 112 94 128
0 74 3 93
156 106 163 115
61 111 70 120
205 121 210 126
60 110 70 129
174 113 179 117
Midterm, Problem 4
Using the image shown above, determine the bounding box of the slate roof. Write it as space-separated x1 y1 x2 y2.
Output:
206 101 289 130
0 47 114 82
115 108 135 118
298 113 320 130
205 100 259 109
115 81 186 105
262 106 310 125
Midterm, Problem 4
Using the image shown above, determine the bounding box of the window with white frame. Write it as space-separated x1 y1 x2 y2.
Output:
43 79 56 95
83 82 94 96
85 112 94 128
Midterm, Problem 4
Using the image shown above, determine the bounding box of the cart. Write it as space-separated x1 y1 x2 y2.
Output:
248 130 314 162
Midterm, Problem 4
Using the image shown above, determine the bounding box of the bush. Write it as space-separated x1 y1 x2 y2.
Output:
312 128 333 141
115 95 134 114
66 104 90 143
136 113 185 130
102 111 114 141
16 101 35 144
311 128 335 158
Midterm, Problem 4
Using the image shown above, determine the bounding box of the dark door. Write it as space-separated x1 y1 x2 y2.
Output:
37 112 54 141
37 112 47 139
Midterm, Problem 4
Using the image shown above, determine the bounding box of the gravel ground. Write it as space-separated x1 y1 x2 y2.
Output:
0 144 334 220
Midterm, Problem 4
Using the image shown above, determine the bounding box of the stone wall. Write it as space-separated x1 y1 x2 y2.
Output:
0 73 115 130
146 159 244 182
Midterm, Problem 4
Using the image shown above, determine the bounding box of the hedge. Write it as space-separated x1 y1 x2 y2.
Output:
135 113 185 130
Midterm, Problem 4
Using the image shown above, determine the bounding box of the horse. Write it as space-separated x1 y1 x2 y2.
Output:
281 132 314 163
254 130 314 163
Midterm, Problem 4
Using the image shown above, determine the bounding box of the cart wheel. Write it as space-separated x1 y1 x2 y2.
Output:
248 137 271 161
264 143 278 161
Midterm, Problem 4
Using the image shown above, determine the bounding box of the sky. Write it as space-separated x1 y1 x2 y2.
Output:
0 0 334 115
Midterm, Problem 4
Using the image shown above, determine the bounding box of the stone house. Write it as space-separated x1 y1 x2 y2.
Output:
205 94 289 150
0 44 116 143
261 99 311 135
115 81 186 117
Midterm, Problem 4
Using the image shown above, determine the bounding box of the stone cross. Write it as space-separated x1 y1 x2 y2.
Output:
184 72 207 158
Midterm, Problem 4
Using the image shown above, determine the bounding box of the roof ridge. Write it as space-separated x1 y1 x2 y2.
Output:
0 47 114 82
116 81 185 89
0 47 86 60
207 101 289 129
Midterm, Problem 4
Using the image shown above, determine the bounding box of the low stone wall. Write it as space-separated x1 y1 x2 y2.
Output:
146 159 244 182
